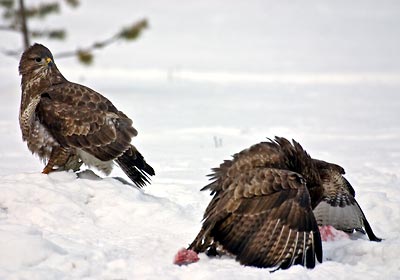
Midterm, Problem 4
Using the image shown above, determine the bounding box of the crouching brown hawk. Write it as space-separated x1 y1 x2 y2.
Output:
186 137 380 270
18 43 154 188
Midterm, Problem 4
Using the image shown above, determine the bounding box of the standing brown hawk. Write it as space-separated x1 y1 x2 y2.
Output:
187 137 380 270
18 43 154 188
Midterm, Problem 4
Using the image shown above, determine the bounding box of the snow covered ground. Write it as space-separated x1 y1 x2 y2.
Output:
1 1 400 279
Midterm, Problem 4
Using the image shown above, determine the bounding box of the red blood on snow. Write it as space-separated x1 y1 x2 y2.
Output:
319 225 350 242
174 248 200 265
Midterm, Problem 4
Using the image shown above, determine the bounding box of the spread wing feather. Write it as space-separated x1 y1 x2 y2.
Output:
202 140 287 194
313 161 381 241
196 168 322 269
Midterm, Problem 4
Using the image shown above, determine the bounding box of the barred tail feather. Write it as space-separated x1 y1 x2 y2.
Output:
116 145 155 188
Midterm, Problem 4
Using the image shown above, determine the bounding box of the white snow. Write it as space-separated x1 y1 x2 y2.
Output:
1 1 400 279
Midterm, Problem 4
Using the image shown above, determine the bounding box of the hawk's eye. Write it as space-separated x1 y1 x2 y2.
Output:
35 57 42 63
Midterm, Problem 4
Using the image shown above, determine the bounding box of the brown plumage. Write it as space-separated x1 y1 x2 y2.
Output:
188 137 380 270
18 43 154 188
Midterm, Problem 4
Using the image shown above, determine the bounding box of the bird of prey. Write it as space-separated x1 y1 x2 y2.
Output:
18 43 154 188
187 137 380 270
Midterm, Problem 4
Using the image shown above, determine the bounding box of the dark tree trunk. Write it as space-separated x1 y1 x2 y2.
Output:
18 0 30 49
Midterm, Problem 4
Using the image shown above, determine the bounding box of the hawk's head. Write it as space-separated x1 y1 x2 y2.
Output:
19 43 55 77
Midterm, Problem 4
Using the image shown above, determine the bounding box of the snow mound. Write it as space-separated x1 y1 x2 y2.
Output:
0 172 198 279
0 224 66 269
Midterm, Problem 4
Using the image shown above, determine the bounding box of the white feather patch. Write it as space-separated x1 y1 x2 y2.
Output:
77 149 114 175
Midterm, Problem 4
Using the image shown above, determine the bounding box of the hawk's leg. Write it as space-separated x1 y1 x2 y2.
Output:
61 154 83 172
42 146 71 174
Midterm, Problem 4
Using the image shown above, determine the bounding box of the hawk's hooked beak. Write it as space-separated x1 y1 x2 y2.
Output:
45 57 53 67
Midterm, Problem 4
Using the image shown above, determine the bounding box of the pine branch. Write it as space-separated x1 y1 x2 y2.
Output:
3 2 60 19
56 18 148 65
64 0 79 8
0 0 14 9
25 2 59 19
0 47 20 57
31 28 66 40
55 35 118 62
119 19 148 40
0 13 148 65
0 24 16 31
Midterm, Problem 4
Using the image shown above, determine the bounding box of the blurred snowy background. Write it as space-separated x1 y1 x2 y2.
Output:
0 1 400 279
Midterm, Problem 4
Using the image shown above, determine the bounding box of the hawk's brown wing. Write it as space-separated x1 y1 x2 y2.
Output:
313 162 381 241
194 168 322 269
37 82 137 161
202 140 287 194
